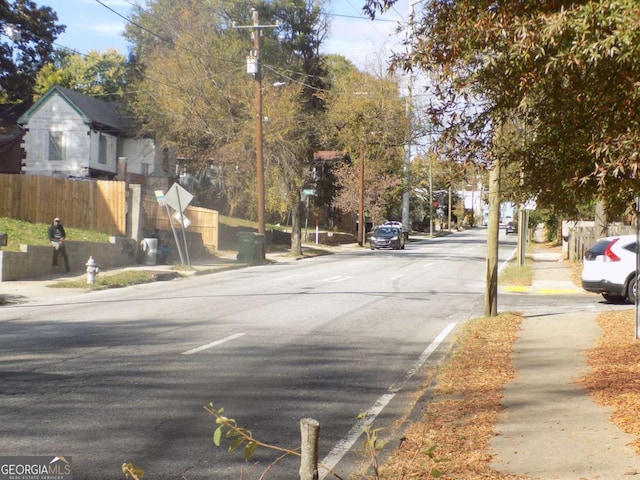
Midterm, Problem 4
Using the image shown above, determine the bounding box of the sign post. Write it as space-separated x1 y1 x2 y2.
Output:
155 189 184 265
157 184 194 266
633 197 640 340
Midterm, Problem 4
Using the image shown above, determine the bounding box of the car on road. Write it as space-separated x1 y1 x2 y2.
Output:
581 234 637 303
370 225 405 250
382 220 408 240
505 222 516 235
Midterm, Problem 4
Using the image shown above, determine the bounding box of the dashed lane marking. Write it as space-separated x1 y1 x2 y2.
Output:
181 333 246 355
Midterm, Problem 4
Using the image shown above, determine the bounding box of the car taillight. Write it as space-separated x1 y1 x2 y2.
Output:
603 238 621 262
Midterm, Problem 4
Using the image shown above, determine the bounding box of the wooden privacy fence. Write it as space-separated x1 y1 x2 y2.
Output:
0 174 219 250
142 191 219 250
0 174 126 235
566 221 635 262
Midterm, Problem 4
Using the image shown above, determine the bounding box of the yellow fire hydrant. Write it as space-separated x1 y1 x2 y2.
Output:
86 256 100 284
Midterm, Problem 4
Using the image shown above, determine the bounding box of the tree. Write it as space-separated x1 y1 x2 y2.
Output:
34 48 128 99
319 66 408 229
0 0 65 103
125 0 329 255
363 0 640 219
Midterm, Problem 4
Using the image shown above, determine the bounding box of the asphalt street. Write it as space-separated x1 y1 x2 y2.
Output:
0 228 563 479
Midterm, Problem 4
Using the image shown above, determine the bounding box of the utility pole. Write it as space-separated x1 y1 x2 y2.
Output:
402 0 426 236
485 158 501 317
235 9 278 234
359 142 365 246
429 158 434 236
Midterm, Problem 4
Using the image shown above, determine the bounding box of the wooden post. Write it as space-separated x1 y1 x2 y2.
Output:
299 418 320 480
484 159 500 317
595 200 607 237
358 142 365 246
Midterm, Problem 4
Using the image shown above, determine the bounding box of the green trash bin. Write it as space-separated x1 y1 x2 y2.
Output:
237 231 255 263
253 233 265 263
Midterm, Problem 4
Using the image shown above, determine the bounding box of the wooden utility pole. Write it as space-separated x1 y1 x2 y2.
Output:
252 9 265 234
235 9 277 234
358 142 365 246
485 159 501 317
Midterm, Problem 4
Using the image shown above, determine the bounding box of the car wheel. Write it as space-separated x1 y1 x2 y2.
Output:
627 275 637 304
602 293 626 304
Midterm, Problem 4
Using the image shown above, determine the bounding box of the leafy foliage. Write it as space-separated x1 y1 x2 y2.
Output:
0 0 65 103
34 49 129 99
319 67 408 226
125 0 329 251
121 462 144 479
363 0 640 219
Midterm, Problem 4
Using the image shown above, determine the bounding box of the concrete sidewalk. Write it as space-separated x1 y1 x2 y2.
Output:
491 250 640 479
0 245 347 305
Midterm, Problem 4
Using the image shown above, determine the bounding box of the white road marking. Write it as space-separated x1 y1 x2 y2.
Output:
391 274 404 281
320 276 351 283
181 333 246 355
319 322 457 478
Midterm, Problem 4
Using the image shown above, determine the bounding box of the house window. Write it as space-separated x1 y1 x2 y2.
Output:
48 131 64 161
99 133 107 164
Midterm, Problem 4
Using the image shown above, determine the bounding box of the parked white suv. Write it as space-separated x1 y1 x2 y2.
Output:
581 234 638 303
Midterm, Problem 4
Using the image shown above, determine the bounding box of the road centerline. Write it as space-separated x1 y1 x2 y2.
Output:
181 333 246 355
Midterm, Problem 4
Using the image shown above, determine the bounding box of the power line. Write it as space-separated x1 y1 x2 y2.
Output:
94 0 171 45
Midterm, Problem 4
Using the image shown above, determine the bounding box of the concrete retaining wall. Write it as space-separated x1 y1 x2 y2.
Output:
0 237 138 281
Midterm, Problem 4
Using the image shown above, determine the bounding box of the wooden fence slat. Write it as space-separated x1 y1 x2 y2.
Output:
0 173 126 235
0 174 218 249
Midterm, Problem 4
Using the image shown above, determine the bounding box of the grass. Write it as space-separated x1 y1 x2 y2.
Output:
0 217 110 251
48 270 156 290
498 258 534 286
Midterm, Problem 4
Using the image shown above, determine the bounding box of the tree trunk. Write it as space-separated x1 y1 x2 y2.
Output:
595 200 607 237
291 198 303 256
484 159 500 317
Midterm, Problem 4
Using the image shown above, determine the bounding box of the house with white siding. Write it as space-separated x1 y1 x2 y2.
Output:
18 86 175 188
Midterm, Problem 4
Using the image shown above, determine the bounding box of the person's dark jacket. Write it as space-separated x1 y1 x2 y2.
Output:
48 223 66 242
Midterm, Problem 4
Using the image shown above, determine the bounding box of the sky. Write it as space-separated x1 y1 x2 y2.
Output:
46 0 414 71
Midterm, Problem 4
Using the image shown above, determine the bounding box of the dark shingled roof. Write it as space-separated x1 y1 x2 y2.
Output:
18 86 129 133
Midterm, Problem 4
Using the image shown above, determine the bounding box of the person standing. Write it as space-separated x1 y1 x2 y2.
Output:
48 217 70 273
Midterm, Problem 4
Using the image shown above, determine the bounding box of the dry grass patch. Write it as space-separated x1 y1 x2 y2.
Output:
577 309 640 454
377 313 530 480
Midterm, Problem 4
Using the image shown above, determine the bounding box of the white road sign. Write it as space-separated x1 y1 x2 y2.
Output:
164 183 193 212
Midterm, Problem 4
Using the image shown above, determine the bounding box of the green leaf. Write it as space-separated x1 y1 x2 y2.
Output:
229 437 244 453
244 441 257 461
213 425 223 446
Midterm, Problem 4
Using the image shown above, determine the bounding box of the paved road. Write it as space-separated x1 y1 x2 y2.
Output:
0 228 508 479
